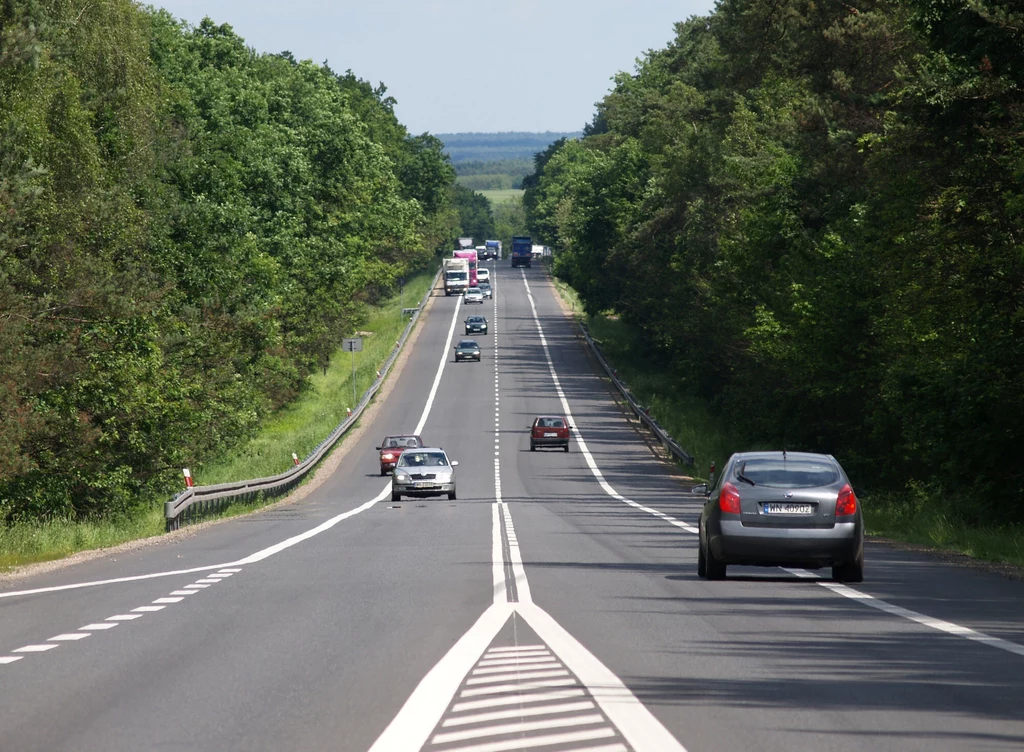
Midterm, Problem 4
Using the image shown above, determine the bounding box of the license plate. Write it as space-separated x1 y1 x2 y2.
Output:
544 432 558 437
414 482 433 488
763 503 814 514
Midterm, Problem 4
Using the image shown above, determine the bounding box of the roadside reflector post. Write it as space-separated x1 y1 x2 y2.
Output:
709 461 716 487
182 468 193 488
292 453 300 466
347 407 352 418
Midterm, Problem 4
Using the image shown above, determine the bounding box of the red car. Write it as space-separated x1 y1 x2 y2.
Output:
376 435 424 475
529 416 572 452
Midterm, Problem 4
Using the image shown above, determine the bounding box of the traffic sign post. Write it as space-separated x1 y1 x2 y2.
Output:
342 337 363 407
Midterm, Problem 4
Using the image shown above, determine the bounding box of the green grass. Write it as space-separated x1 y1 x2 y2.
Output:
480 189 524 206
0 266 439 573
548 278 1024 571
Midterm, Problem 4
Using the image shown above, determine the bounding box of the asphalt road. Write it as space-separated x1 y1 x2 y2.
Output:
2 263 1023 752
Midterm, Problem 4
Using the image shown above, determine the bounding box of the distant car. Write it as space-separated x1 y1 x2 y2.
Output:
477 268 490 284
465 315 488 335
695 451 864 582
530 415 571 452
375 434 424 476
454 339 481 362
478 280 493 299
463 287 484 304
391 447 458 501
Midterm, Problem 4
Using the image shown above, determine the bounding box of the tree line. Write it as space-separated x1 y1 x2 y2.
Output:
525 0 1024 520
0 1 458 522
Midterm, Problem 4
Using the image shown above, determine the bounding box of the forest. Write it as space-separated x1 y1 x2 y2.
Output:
525 0 1024 521
0 1 457 522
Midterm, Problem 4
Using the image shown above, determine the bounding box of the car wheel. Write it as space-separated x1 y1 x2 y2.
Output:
391 491 401 502
563 443 569 453
832 554 864 583
530 442 536 452
448 491 457 500
705 541 727 580
380 468 387 476
697 538 707 578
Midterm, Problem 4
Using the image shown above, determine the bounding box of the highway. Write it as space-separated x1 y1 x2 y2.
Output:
2 263 1023 752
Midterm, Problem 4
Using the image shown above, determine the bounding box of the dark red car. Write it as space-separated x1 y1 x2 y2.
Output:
376 435 424 475
529 416 572 452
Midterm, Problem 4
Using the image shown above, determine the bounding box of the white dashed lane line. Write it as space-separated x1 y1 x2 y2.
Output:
0 568 244 666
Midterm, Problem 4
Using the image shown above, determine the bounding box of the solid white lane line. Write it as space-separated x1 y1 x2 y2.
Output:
465 669 569 685
132 606 165 612
431 728 615 752
819 581 1024 658
48 633 89 641
432 713 605 745
442 700 596 727
152 597 183 604
0 656 23 664
13 644 59 653
459 678 578 698
451 689 587 713
564 746 628 752
0 563 231 599
522 271 1024 662
415 293 462 436
106 614 142 621
492 504 506 604
80 623 118 630
367 604 513 752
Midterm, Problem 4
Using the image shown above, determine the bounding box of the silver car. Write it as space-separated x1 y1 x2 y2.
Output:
463 287 484 304
695 451 864 582
391 447 458 501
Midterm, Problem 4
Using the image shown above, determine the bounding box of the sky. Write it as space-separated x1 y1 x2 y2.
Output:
152 1 717 135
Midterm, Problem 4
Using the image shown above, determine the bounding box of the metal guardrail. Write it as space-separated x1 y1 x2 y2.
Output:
164 268 443 531
577 322 695 467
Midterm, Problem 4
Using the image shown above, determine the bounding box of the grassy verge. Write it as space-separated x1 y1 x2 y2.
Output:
0 266 438 573
548 276 1024 571
480 189 524 206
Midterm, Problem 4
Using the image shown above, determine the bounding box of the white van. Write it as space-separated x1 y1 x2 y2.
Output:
477 268 490 284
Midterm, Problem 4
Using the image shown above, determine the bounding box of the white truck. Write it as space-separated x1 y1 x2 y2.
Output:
443 258 470 296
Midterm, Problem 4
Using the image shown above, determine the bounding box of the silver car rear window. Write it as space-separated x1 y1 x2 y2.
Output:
736 460 839 488
398 452 448 467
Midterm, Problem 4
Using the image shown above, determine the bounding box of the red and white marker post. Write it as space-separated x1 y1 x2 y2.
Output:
182 468 194 489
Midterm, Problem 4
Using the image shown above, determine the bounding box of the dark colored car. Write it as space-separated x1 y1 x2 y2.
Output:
695 451 864 582
478 280 493 299
454 339 481 362
530 415 571 452
391 447 458 501
465 315 488 335
375 434 424 475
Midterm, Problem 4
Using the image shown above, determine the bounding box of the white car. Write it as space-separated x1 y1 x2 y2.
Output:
477 268 490 284
463 287 484 304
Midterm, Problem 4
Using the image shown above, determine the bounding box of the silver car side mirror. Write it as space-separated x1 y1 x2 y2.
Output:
691 484 709 496
451 460 459 466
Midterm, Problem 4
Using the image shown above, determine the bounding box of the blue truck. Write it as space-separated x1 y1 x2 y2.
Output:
511 236 532 268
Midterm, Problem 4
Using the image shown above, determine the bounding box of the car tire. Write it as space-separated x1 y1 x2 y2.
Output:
697 539 707 578
705 542 727 580
380 468 387 476
391 491 401 502
448 491 456 500
832 555 864 583
563 443 569 453
530 442 536 452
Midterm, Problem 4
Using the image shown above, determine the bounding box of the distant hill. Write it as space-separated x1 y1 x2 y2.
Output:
438 131 581 164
